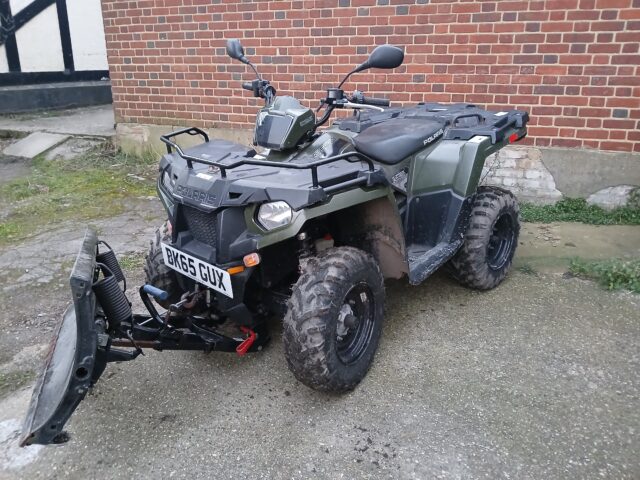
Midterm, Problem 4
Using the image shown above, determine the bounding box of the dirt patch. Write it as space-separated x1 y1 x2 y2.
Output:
0 134 33 185
0 371 35 399
516 222 640 273
0 157 32 186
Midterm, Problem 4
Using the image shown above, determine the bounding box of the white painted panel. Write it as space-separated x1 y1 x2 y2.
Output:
0 46 8 73
66 0 108 71
15 4 64 72
10 0 34 15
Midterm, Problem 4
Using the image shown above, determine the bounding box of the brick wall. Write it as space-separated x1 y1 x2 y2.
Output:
101 0 640 153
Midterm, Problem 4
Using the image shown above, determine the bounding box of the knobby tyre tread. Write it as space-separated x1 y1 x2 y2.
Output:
283 247 385 393
449 186 520 290
144 221 183 308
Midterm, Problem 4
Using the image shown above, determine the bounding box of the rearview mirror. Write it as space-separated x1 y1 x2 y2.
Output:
364 44 404 70
338 44 405 88
226 39 246 62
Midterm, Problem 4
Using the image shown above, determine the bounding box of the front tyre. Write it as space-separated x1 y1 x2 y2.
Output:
144 221 184 308
283 247 385 393
449 186 520 290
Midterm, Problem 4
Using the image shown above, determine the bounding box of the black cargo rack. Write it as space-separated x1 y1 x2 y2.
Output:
337 103 529 145
441 110 529 145
160 127 379 191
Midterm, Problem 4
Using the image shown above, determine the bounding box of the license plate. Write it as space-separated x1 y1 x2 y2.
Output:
161 244 233 298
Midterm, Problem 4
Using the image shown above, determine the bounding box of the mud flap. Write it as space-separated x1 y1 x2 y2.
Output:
20 228 106 446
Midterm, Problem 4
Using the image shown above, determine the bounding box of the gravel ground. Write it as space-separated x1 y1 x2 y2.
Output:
1 265 638 479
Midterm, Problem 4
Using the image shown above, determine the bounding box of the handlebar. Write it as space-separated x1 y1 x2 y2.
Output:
362 96 390 107
348 90 389 108
242 82 253 91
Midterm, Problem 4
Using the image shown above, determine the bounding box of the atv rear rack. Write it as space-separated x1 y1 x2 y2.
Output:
160 127 378 191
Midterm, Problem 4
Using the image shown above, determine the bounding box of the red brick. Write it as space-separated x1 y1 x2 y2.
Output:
101 0 637 152
595 0 631 7
600 141 633 151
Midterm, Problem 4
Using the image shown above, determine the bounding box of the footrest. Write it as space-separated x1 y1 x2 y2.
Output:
407 240 462 285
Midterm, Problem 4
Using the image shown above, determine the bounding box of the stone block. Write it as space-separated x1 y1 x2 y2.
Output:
586 185 636 210
3 132 69 159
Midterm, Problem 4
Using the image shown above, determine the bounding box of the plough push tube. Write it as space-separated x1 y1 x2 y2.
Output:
160 127 378 190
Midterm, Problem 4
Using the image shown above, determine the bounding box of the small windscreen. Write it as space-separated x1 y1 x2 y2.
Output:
255 114 293 150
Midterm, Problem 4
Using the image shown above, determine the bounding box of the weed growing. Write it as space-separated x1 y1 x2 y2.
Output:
520 198 640 225
569 258 640 294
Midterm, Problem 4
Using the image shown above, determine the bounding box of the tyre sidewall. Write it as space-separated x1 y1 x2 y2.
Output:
144 221 183 307
323 257 385 387
449 187 520 290
477 199 520 283
284 247 385 392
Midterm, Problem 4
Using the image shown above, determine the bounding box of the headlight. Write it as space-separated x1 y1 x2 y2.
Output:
161 169 175 193
257 201 292 230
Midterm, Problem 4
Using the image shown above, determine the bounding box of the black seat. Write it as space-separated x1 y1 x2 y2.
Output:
353 118 445 164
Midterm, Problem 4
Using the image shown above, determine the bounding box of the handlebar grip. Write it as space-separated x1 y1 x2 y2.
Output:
363 96 390 107
242 82 253 91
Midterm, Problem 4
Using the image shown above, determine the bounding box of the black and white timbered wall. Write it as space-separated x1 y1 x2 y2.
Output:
0 0 109 86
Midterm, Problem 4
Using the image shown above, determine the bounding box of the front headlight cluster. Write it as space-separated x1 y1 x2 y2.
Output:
257 201 292 230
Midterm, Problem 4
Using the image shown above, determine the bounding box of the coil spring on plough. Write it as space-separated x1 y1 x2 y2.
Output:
93 241 131 330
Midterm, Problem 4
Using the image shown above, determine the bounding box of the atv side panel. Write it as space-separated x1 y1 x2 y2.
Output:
408 136 495 197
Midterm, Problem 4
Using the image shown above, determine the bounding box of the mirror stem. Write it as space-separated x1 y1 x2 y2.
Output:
337 64 366 89
246 61 261 81
338 69 356 89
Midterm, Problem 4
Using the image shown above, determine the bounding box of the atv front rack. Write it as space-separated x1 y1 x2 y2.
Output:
160 127 379 191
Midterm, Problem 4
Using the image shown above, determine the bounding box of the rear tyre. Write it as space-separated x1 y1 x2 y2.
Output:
283 247 385 393
144 221 184 308
449 186 520 290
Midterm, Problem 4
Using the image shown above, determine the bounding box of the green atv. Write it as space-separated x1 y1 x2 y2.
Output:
21 41 528 446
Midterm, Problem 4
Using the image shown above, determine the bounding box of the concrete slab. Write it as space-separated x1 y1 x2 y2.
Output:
2 132 69 159
0 105 114 138
44 137 104 161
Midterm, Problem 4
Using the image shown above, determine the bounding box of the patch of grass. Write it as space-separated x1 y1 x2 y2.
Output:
118 252 146 270
628 187 640 210
569 258 640 293
520 198 640 225
0 370 35 398
517 263 538 276
0 144 157 244
0 221 22 239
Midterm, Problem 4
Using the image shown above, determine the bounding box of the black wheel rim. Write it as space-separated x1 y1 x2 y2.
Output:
336 283 375 365
487 213 516 270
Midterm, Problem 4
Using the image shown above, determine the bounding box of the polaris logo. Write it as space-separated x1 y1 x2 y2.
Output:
423 128 444 145
175 185 217 206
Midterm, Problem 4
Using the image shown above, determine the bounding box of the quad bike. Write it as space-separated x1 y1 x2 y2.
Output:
20 40 528 446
